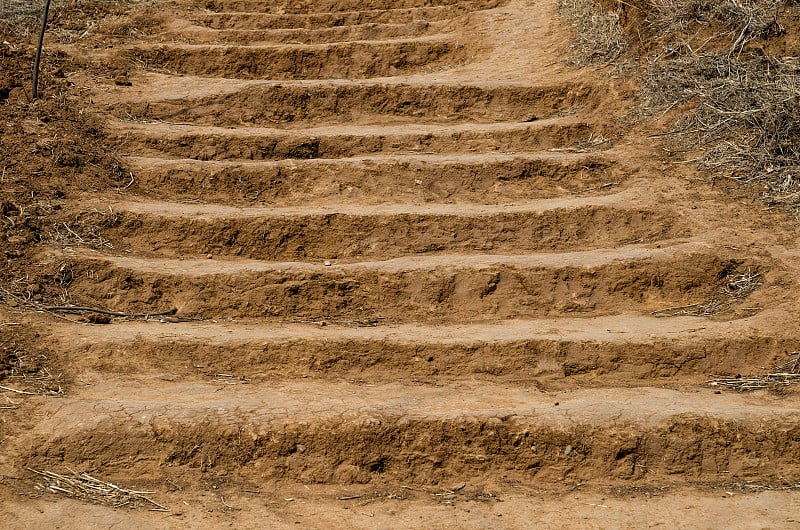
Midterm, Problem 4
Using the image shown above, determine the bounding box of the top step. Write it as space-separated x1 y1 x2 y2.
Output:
196 5 495 30
201 0 507 15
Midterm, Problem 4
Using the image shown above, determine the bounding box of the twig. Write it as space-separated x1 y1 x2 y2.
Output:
0 384 37 395
44 306 177 318
32 0 52 99
220 495 238 510
26 467 168 511
61 223 85 243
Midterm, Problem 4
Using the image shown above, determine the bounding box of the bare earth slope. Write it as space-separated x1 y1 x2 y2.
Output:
3 0 800 527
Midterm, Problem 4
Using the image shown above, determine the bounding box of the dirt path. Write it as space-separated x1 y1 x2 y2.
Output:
4 0 800 526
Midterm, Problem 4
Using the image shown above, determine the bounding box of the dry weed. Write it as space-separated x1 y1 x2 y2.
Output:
0 0 49 37
557 0 627 66
0 0 157 41
561 0 799 212
644 54 800 197
652 263 762 317
47 208 120 249
0 342 63 402
645 0 784 54
707 352 800 391
28 468 168 510
638 0 800 210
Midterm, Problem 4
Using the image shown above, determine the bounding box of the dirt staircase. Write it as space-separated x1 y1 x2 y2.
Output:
6 0 800 526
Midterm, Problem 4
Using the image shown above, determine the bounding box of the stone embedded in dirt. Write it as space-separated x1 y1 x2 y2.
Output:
114 75 132 87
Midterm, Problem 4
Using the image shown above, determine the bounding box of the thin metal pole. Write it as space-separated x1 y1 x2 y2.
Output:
32 0 53 99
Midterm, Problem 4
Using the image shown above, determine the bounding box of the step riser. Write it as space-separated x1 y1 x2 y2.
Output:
126 40 468 80
197 8 474 30
128 157 616 205
27 415 800 485
202 0 505 16
115 123 600 161
66 336 786 386
120 85 595 127
98 207 684 259
196 22 444 45
67 253 730 321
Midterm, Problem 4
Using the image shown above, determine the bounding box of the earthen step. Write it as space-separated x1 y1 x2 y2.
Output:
124 152 618 205
202 0 506 16
23 377 800 485
185 20 447 45
110 118 606 161
73 191 685 259
56 241 744 322
7 485 800 529
116 82 596 127
46 310 788 387
194 6 485 30
124 36 469 80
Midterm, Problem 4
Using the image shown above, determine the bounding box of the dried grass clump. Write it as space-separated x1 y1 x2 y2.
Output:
557 0 627 66
639 0 800 211
707 352 800 391
652 264 762 317
47 208 120 249
1 0 157 41
0 342 62 406
28 468 168 510
0 0 49 36
645 0 785 54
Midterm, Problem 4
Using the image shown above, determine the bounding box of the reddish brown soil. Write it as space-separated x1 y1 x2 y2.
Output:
3 0 800 527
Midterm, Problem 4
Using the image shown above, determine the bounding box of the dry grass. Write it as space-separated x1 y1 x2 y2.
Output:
707 352 800 391
652 264 762 317
28 468 168 510
557 0 627 66
644 0 785 54
644 54 800 200
639 0 800 211
0 341 62 406
47 208 120 249
0 0 48 35
561 0 800 213
0 0 158 41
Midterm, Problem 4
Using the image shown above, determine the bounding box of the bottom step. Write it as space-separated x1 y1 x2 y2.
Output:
20 378 800 486
4 483 799 529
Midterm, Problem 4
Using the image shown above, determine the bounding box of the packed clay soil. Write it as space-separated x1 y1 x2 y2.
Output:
2 0 800 527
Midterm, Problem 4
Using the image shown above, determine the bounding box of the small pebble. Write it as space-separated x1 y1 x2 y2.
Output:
324 260 332 266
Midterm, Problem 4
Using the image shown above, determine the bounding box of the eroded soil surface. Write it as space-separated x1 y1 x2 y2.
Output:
3 0 800 527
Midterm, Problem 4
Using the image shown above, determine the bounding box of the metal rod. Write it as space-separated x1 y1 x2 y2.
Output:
32 0 53 99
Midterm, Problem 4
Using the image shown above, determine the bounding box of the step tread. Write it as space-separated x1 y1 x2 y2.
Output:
35 378 800 429
126 151 601 167
110 115 580 138
49 309 781 345
127 33 453 50
83 188 644 218
64 239 707 275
